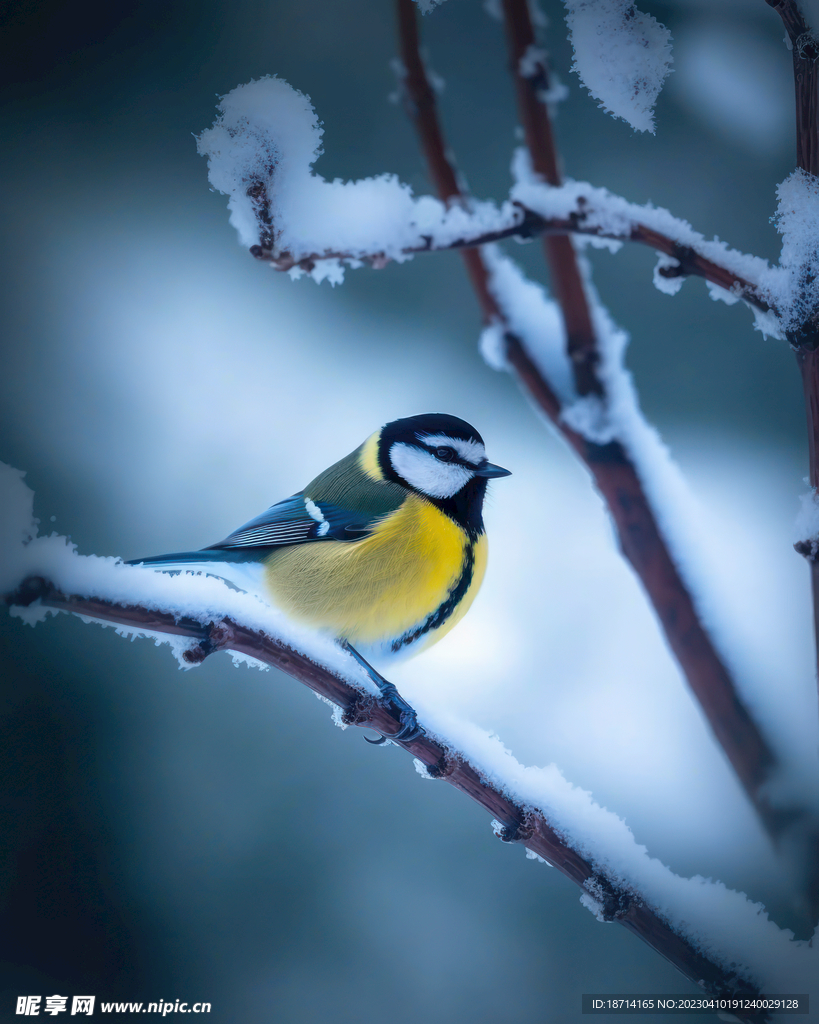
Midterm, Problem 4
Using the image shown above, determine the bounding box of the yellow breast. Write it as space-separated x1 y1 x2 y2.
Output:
262 493 487 653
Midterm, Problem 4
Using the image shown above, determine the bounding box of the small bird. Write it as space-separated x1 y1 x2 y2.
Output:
128 413 510 741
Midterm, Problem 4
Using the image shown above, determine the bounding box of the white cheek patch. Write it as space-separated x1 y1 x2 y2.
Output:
417 433 486 467
390 442 474 498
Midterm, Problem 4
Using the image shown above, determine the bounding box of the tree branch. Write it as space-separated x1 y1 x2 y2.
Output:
766 1 819 915
501 0 601 396
249 201 774 317
767 0 819 176
2 574 771 1020
395 0 792 872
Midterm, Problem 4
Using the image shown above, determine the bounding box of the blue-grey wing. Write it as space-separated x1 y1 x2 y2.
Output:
208 493 378 550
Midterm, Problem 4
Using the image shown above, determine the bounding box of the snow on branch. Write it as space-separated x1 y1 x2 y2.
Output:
196 76 783 330
773 168 819 342
196 76 516 285
1 463 814 1017
765 0 819 728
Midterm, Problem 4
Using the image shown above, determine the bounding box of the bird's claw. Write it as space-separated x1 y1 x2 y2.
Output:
341 642 425 745
373 682 425 743
392 707 425 743
362 705 425 745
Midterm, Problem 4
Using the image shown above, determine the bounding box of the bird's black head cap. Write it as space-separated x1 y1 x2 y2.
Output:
377 413 508 537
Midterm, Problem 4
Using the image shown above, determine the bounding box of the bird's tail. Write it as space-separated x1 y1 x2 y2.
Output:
125 549 268 596
125 549 265 568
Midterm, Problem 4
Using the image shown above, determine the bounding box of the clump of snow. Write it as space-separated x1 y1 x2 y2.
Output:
197 77 515 283
519 43 546 79
581 877 614 923
288 258 345 287
478 322 509 372
229 650 269 671
579 890 608 922
706 281 741 307
197 76 323 251
772 168 819 337
481 244 575 403
562 0 673 134
414 0 446 12
750 306 783 341
539 74 570 108
518 45 570 108
313 691 348 728
561 394 616 444
652 253 685 296
794 487 819 551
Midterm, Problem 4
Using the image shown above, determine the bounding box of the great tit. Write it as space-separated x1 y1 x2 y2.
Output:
128 413 510 739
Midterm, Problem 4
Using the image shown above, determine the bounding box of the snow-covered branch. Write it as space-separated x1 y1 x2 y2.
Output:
246 180 777 321
501 0 600 398
392 0 805 885
197 77 780 325
765 1 819 746
2 466 813 1019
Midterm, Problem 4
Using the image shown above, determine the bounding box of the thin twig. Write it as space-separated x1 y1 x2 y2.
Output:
2 574 770 1020
396 0 787 859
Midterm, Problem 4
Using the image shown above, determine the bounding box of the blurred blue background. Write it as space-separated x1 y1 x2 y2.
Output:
1 0 816 1020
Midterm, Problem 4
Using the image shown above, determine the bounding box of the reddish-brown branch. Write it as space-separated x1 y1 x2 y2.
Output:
396 0 460 202
501 0 601 396
394 0 505 317
766 2 819 772
395 0 786 853
766 0 819 175
506 339 780 799
2 575 769 1019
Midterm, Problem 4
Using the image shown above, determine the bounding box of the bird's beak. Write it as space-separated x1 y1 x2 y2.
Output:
474 462 512 478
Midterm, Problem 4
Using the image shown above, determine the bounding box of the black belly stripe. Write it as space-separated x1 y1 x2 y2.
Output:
391 540 476 652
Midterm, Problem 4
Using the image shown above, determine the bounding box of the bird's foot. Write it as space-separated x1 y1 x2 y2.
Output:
341 642 425 744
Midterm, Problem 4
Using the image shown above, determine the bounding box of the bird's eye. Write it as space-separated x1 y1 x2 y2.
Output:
435 446 456 462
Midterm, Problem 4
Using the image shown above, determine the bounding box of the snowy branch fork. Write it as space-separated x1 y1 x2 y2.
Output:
2 574 769 1021
390 0 807 891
